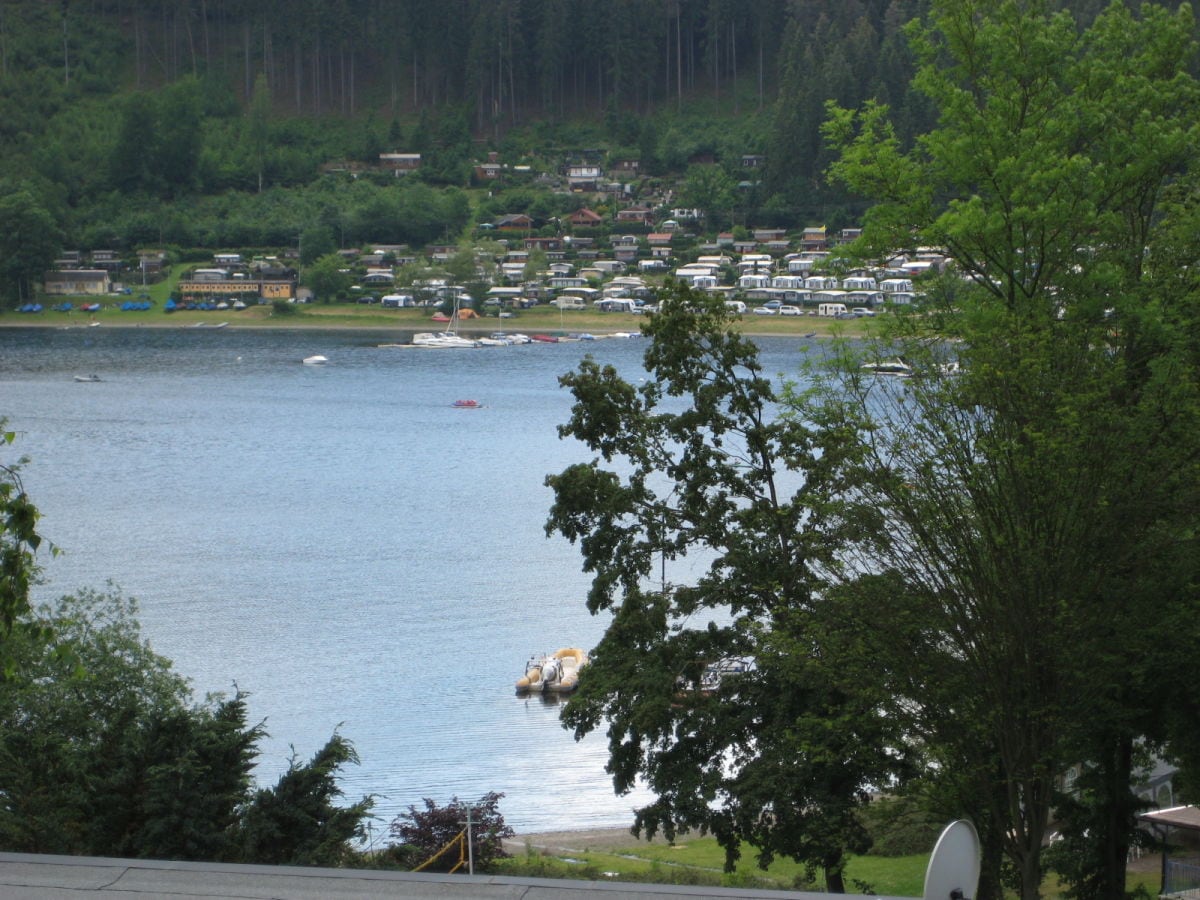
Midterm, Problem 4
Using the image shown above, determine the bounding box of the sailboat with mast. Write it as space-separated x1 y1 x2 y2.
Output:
411 294 480 348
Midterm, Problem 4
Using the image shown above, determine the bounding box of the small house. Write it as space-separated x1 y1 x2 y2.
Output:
567 208 604 228
380 153 421 174
43 269 110 296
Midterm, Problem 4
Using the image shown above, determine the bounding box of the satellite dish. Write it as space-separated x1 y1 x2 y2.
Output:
923 819 981 900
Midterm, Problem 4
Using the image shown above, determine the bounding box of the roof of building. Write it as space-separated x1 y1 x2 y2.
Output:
1140 805 1200 832
0 852 884 900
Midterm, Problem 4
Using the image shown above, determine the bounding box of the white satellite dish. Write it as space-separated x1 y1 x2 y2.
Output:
923 819 981 900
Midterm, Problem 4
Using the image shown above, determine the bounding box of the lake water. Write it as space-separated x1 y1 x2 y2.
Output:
0 324 809 837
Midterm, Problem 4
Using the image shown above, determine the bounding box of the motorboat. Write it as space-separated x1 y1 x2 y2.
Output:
73 374 102 383
451 399 481 409
302 355 328 365
861 358 913 377
515 647 589 694
674 656 755 697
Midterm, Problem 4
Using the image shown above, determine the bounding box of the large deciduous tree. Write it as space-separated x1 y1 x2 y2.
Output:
302 252 353 303
0 185 61 306
546 284 905 892
821 1 1200 897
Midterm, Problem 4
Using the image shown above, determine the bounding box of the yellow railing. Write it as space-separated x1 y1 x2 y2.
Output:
412 828 468 874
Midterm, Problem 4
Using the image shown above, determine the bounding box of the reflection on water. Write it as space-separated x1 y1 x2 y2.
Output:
0 325 809 833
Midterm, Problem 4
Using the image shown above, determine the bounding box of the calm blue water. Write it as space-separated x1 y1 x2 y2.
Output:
0 325 810 836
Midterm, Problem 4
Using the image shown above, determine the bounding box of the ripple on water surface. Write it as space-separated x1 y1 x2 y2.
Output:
0 327 807 831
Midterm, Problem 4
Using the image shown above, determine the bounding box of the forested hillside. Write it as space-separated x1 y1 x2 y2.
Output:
0 0 1174 303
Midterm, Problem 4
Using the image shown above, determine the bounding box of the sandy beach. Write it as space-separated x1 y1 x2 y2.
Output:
505 824 685 856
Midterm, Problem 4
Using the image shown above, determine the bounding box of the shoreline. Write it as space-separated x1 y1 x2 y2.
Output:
0 313 847 340
504 824 679 855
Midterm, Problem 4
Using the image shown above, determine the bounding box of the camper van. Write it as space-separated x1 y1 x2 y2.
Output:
818 302 849 317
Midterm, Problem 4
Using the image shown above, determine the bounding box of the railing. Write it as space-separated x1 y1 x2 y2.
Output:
1164 858 1200 897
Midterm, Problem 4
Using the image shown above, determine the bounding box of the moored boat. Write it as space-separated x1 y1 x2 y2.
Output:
515 647 589 694
861 358 913 377
411 332 479 348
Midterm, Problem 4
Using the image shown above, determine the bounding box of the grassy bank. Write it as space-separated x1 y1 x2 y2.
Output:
0 302 871 338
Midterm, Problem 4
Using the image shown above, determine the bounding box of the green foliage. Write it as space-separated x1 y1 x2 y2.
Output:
679 164 736 232
859 796 945 858
106 79 206 199
546 283 904 893
0 428 50 676
299 226 337 265
0 588 372 864
231 736 373 867
302 253 353 303
0 588 250 856
820 2 1200 898
0 184 62 305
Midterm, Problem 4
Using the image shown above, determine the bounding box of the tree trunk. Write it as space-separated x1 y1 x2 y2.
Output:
824 863 846 894
243 21 250 99
1098 735 1136 898
61 0 69 86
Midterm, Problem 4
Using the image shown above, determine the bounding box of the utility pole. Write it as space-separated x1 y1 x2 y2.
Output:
461 807 475 875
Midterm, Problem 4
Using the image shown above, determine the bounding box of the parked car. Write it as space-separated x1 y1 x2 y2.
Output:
779 305 802 316
752 306 776 315
851 307 876 317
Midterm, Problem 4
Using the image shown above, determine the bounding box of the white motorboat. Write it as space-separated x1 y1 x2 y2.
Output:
302 355 328 365
861 358 913 377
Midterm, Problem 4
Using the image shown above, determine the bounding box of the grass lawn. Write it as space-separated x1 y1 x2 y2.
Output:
3 297 875 338
498 834 926 894
498 833 1163 897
